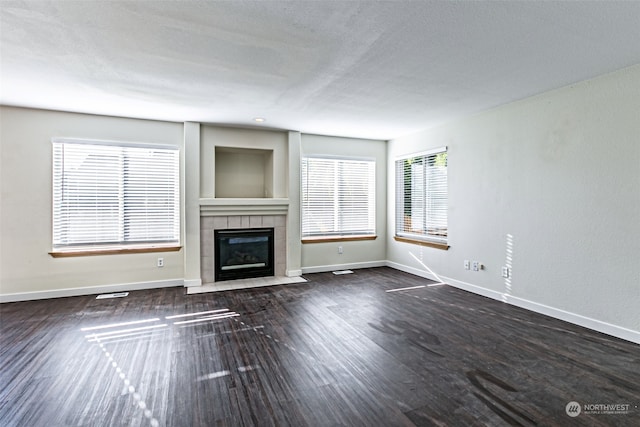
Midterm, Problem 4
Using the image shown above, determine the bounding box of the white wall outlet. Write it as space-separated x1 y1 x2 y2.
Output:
157 257 164 268
502 266 510 278
464 260 470 270
472 261 479 271
338 246 343 254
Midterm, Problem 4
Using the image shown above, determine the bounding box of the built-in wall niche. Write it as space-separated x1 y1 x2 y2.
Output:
215 146 274 198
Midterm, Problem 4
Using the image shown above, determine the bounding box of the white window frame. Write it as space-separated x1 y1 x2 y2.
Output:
301 155 376 239
395 147 448 246
51 138 180 253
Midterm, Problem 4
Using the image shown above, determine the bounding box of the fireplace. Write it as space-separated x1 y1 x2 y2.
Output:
214 228 274 281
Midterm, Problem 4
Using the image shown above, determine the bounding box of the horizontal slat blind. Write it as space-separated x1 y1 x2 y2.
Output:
52 140 179 249
395 149 447 242
301 157 375 237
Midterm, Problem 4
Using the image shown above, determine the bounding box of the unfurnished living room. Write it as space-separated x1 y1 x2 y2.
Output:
0 1 639 426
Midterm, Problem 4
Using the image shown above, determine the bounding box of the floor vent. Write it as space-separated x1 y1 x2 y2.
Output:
332 270 353 275
96 292 129 300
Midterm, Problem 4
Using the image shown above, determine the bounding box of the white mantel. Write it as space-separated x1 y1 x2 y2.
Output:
199 198 289 216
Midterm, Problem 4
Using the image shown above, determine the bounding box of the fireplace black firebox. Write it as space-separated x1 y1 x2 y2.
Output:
214 228 274 281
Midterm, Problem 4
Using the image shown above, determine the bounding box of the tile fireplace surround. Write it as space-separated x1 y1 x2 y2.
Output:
200 215 286 284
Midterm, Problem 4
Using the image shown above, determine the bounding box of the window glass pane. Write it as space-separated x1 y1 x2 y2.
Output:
395 149 447 242
123 147 180 242
301 157 375 237
52 140 179 249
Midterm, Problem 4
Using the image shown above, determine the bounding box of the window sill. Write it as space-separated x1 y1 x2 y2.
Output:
394 236 449 250
49 245 182 258
302 235 377 244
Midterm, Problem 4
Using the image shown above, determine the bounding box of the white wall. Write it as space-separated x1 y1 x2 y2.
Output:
301 134 387 272
387 65 640 342
200 126 287 198
0 107 185 300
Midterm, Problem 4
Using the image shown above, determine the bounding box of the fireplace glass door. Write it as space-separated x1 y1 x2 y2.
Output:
214 228 274 281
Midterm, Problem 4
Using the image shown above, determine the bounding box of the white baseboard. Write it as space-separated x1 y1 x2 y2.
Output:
384 262 639 345
286 269 303 277
441 275 640 345
183 278 202 287
301 260 386 275
0 279 184 303
385 261 441 283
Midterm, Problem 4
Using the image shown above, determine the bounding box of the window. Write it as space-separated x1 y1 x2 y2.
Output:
395 147 448 246
52 139 180 253
301 156 375 238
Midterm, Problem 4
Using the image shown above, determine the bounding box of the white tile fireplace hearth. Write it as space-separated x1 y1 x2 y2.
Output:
187 275 307 294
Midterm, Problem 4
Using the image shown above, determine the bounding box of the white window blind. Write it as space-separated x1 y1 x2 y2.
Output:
301 156 375 237
395 148 448 243
52 139 180 250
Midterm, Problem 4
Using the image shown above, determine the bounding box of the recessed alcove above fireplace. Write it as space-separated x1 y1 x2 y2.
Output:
215 146 274 198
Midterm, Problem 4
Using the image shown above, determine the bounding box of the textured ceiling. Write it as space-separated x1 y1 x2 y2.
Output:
1 1 640 140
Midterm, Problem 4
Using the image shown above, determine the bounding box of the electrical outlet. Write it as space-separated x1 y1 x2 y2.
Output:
157 257 164 268
464 260 470 270
472 261 479 271
502 266 510 278
338 246 343 254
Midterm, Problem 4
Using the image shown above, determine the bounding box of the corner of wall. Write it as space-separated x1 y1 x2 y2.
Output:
183 122 202 286
287 131 302 275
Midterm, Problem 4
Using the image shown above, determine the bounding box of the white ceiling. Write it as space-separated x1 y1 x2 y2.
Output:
1 1 640 140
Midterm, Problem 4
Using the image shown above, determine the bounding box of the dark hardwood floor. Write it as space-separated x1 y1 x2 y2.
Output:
1 267 638 426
